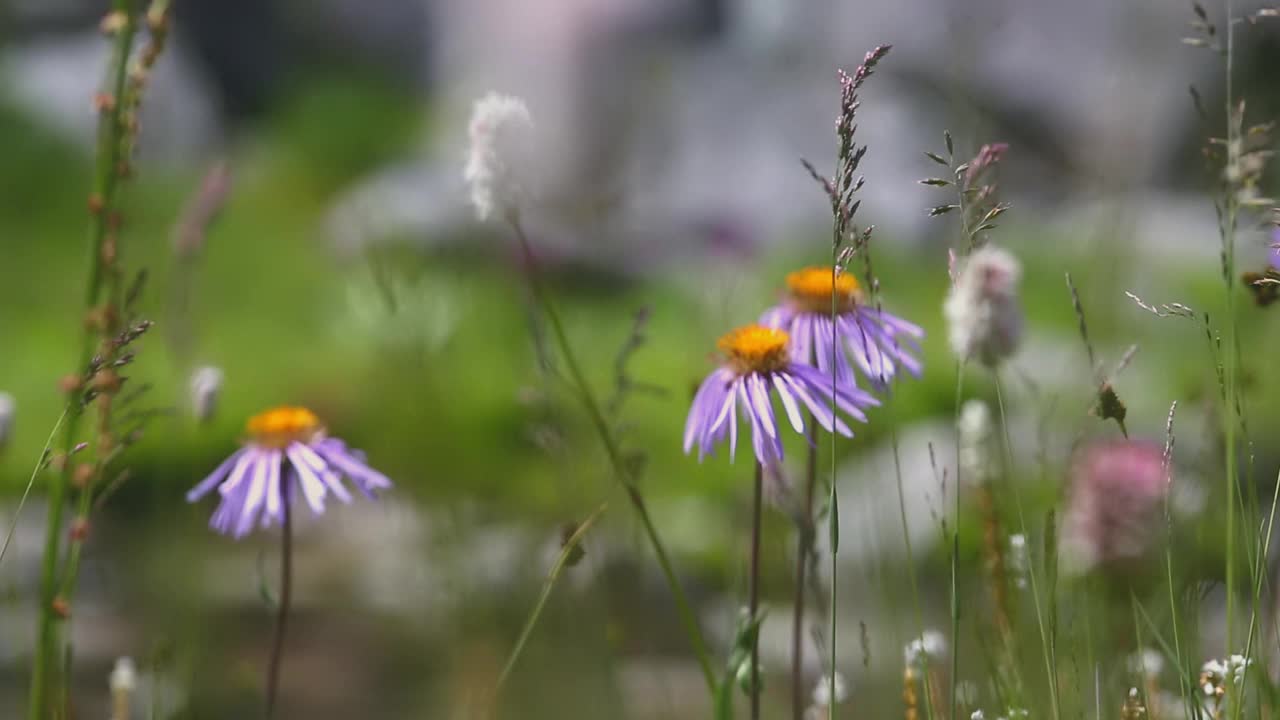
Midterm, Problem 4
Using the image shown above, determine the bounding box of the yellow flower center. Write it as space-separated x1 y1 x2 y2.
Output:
246 406 323 448
785 266 861 313
717 324 791 375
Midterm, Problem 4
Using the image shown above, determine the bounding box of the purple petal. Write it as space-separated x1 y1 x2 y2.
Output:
186 449 248 502
286 444 328 513
771 374 805 434
314 439 393 496
683 371 726 453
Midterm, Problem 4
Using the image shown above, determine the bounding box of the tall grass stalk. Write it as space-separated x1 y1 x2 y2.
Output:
507 217 716 692
30 3 143 716
1219 0 1241 690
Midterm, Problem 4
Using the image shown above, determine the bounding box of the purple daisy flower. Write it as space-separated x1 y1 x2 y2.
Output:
683 324 879 465
760 266 923 387
186 406 392 538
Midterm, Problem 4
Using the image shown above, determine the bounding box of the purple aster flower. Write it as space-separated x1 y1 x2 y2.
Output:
683 324 879 465
760 266 923 388
187 406 392 538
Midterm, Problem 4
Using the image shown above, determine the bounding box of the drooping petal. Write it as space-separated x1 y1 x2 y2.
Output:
286 443 328 514
684 371 727 453
314 439 394 496
771 373 805 434
781 372 853 437
293 442 352 504
261 449 284 528
186 448 248 502
236 451 274 537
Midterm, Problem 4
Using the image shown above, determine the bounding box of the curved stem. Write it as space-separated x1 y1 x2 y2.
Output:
749 461 764 720
496 503 608 692
265 476 293 719
508 216 716 692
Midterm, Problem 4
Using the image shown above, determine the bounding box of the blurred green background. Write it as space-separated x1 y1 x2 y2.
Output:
2 2 1280 718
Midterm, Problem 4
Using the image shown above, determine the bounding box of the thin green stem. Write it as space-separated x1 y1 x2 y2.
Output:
793 426 817 720
0 409 68 566
950 364 964 720
827 262 839 720
264 474 293 718
496 503 608 692
1222 0 1240 691
993 371 1060 720
509 218 716 693
749 461 764 720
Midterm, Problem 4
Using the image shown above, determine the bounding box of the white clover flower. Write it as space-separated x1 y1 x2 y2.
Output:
971 711 985 720
188 365 223 423
0 391 14 448
943 245 1023 366
1007 533 1028 589
904 629 948 667
811 671 848 707
464 92 534 222
958 399 993 483
1127 647 1164 677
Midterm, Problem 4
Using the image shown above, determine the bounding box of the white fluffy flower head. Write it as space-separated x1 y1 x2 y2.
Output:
1128 648 1164 677
811 671 847 707
464 92 534 222
904 629 948 666
944 245 1023 366
188 365 224 424
109 656 137 693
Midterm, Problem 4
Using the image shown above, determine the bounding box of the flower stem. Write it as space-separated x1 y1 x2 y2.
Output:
749 461 764 720
793 429 817 720
496 502 608 692
508 216 716 693
265 475 293 719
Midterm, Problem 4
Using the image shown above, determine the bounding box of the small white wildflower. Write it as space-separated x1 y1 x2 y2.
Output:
958 399 993 483
904 629 948 667
0 392 14 448
1003 709 1029 719
1007 533 1028 589
110 656 136 720
464 92 534 222
1201 658 1227 696
188 365 224 423
943 245 1023 366
1227 654 1251 684
811 671 847 707
971 711 985 720
1127 647 1164 677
